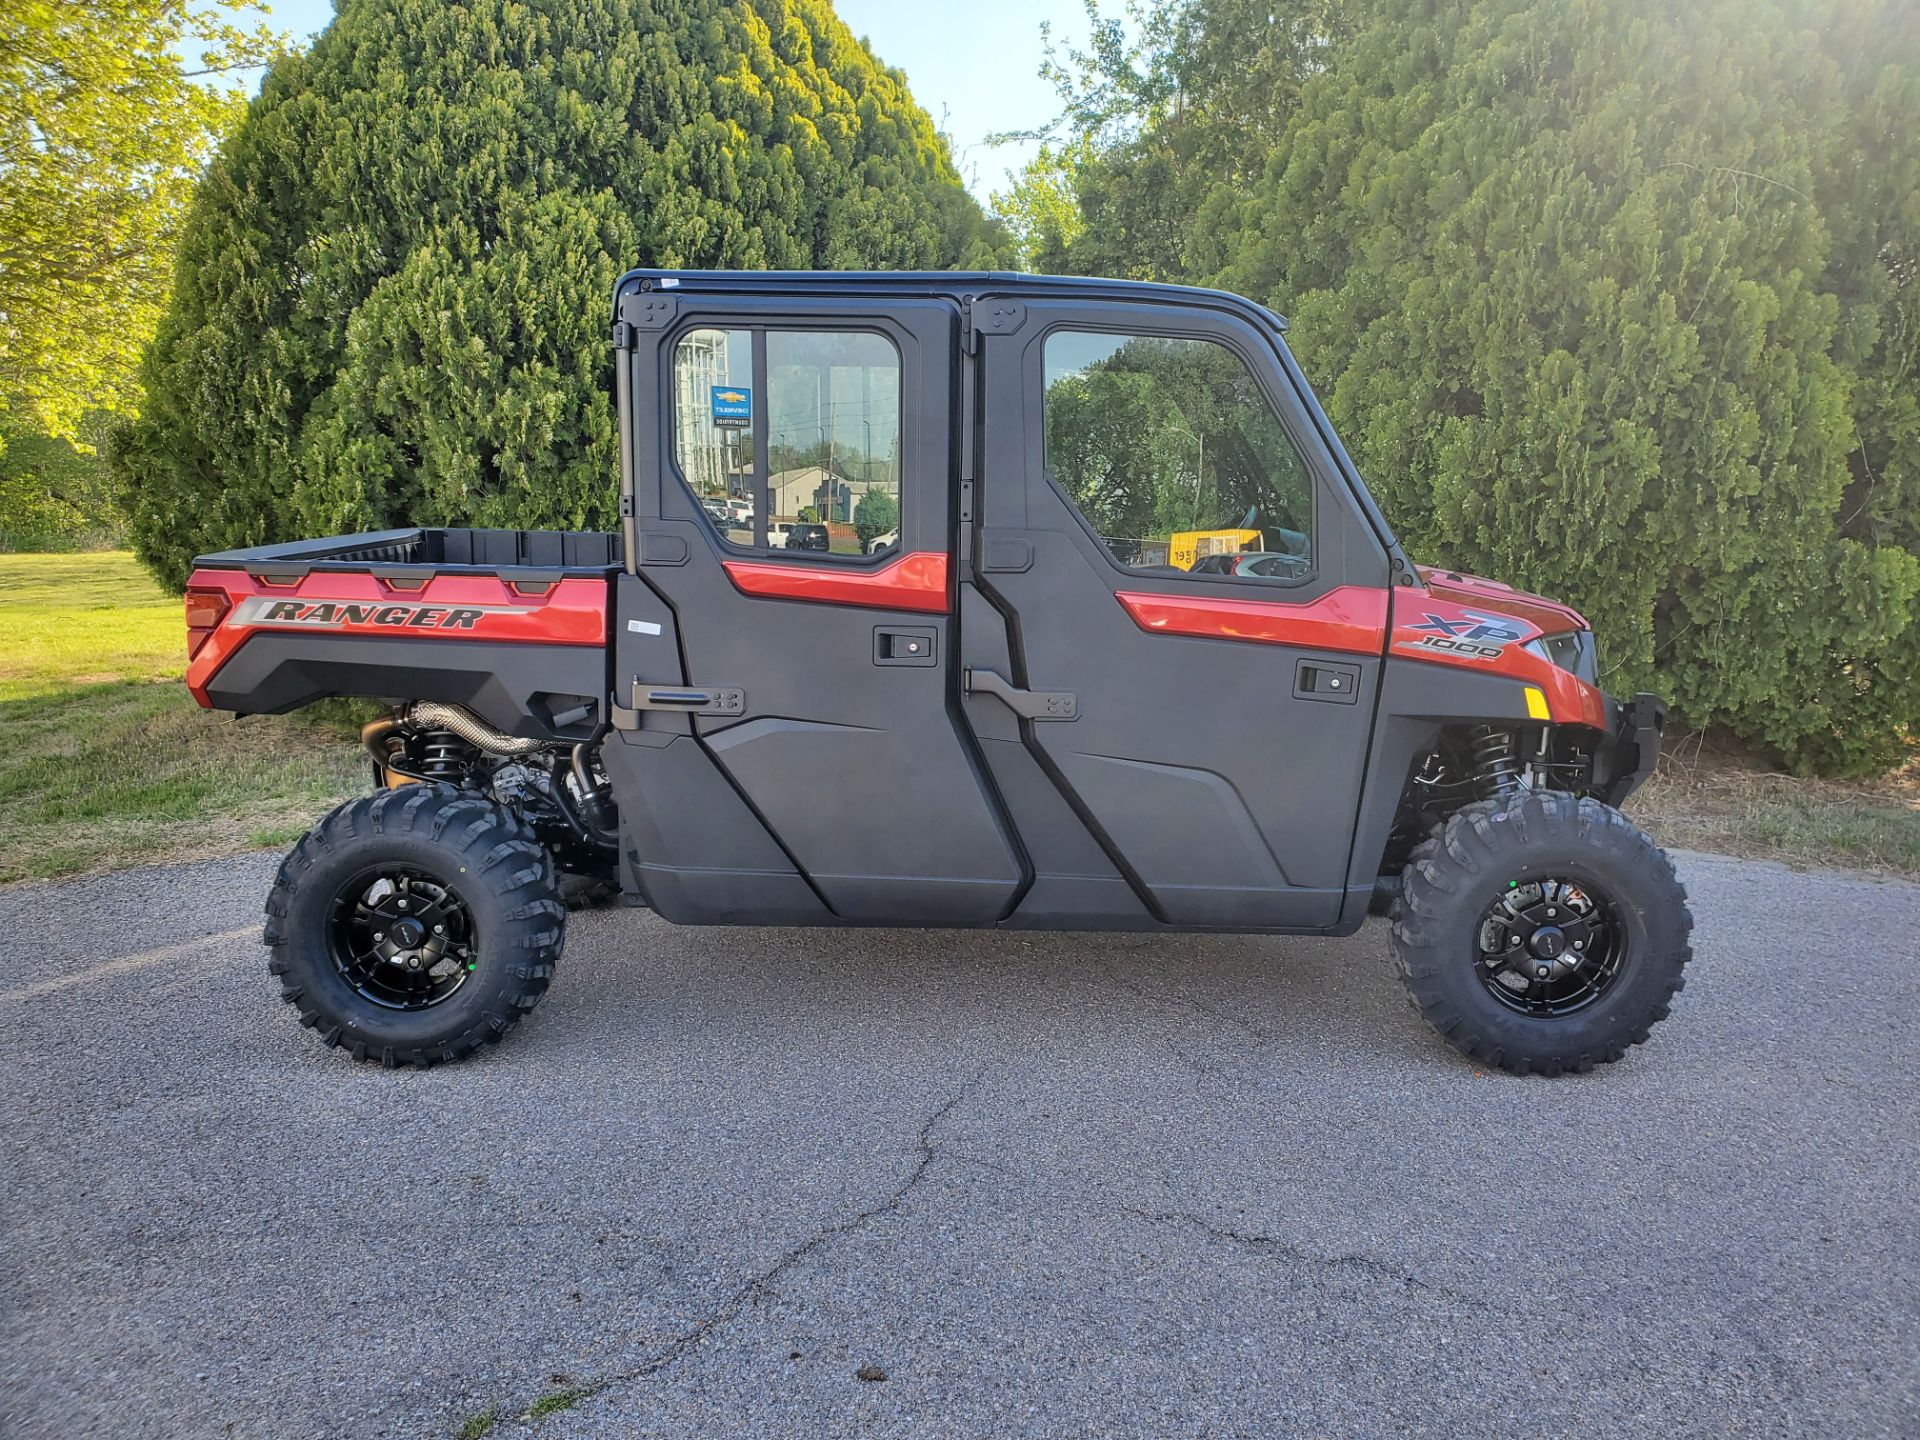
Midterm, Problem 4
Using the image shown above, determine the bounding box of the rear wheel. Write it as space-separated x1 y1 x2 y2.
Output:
1390 791 1691 1074
264 785 564 1066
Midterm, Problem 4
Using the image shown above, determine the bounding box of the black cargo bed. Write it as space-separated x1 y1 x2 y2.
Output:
193 527 621 582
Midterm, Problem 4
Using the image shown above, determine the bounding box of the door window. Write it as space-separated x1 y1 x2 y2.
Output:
1042 330 1314 583
672 327 901 557
672 327 756 544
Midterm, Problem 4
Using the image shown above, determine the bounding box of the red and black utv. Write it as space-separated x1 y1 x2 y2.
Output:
182 270 1689 1074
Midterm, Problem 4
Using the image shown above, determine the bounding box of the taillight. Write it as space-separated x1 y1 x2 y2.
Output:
184 587 231 659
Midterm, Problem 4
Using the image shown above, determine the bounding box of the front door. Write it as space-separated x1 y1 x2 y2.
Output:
961 297 1393 929
606 281 1022 925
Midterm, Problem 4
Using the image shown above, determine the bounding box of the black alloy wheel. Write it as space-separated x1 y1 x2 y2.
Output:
327 865 476 1010
1473 875 1628 1018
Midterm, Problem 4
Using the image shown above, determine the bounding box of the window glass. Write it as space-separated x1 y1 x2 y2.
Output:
671 328 902 557
672 327 757 545
767 330 900 557
1042 330 1314 582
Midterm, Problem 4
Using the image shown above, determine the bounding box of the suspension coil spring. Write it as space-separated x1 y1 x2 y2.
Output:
416 729 477 783
1467 725 1523 798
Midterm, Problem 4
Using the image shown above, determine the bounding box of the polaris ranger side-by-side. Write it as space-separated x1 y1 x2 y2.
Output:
183 271 1689 1073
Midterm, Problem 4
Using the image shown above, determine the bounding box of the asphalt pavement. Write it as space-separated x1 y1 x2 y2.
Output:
2 848 1916 1439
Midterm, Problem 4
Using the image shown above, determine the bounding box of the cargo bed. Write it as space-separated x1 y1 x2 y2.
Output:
192 527 621 582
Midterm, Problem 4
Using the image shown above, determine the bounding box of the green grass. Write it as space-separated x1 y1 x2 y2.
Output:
0 551 186 703
524 1386 592 1420
453 1405 500 1440
0 551 364 884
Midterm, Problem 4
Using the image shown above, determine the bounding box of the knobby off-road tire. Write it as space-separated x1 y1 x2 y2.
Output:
264 785 564 1066
1390 790 1692 1075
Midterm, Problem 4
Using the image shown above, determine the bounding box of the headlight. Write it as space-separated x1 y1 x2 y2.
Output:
1524 630 1598 684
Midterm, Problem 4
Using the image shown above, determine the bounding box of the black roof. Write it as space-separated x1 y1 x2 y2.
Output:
611 268 1287 334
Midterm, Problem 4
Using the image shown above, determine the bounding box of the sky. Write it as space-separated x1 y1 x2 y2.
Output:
248 0 1093 202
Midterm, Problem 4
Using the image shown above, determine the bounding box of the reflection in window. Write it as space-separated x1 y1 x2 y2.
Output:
1042 331 1314 582
672 328 757 545
767 331 901 556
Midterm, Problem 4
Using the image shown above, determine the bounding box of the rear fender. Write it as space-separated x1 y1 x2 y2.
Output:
184 568 610 742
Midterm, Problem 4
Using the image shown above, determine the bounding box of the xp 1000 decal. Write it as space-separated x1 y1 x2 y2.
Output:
1394 610 1525 661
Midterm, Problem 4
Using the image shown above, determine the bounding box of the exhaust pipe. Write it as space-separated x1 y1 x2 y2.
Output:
401 701 547 756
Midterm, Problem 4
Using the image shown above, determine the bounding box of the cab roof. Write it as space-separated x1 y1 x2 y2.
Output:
611 268 1288 336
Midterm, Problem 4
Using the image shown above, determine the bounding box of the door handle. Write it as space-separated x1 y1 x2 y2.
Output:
964 668 1078 721
1293 659 1360 704
874 626 936 666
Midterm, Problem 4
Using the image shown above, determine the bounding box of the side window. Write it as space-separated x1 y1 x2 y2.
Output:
1042 330 1314 583
672 328 756 545
672 327 902 559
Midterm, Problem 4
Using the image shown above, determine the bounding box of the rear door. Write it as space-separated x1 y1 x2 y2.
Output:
612 282 1022 925
961 295 1393 929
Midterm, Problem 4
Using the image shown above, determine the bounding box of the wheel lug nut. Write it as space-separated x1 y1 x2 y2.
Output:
434 924 445 935
1536 965 1551 979
398 899 409 910
373 931 385 941
407 956 420 970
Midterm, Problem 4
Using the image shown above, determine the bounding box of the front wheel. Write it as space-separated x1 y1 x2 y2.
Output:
264 785 564 1066
1390 791 1691 1075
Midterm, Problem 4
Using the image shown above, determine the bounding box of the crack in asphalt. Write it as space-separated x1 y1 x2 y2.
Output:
1115 1205 1433 1292
513 1073 981 1426
1097 962 1280 1088
945 1151 1437 1297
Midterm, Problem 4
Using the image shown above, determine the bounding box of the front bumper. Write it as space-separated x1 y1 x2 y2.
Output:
1592 691 1666 805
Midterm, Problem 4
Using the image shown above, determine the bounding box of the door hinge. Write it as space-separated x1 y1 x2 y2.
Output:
610 682 747 730
957 478 974 524
617 291 678 332
964 667 1077 721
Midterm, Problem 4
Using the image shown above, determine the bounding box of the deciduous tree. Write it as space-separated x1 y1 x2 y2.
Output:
0 1 284 449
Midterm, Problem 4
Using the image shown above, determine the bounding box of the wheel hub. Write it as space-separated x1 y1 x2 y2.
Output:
1474 877 1626 1017
327 866 475 1010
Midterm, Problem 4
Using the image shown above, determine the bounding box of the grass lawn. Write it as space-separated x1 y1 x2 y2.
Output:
0 552 364 884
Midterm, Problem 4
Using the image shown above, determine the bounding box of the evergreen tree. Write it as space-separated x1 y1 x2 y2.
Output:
116 0 1005 586
1036 0 1918 772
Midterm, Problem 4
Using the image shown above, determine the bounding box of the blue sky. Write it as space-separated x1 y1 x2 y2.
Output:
248 0 1093 201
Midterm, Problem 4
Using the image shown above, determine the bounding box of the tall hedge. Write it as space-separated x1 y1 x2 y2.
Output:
1040 0 1919 773
115 0 1003 588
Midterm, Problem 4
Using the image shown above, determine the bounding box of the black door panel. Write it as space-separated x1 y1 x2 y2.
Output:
615 291 1022 925
702 712 1019 922
963 299 1392 930
1051 751 1290 921
601 732 832 927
